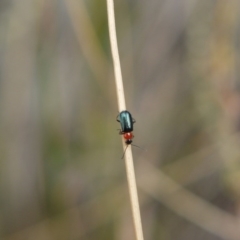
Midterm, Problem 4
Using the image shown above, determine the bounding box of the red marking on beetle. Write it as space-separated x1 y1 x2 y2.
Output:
123 132 134 141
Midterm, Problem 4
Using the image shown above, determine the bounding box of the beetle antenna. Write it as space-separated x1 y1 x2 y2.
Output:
121 145 128 159
131 143 145 150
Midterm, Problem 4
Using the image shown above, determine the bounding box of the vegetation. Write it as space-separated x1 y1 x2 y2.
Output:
1 0 240 239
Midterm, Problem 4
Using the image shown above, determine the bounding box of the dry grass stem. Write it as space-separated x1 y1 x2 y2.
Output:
106 0 144 240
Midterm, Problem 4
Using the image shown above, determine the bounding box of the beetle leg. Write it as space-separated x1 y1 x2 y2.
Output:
117 129 123 135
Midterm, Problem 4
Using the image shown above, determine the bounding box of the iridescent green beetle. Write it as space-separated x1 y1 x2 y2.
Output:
116 110 135 145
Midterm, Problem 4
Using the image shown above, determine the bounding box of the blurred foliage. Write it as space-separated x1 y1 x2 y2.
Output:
1 0 240 239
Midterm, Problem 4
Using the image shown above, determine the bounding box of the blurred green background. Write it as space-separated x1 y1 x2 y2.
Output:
1 0 240 239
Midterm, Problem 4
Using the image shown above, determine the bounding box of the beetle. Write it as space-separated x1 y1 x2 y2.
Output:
117 110 143 158
117 110 135 133
116 110 135 145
